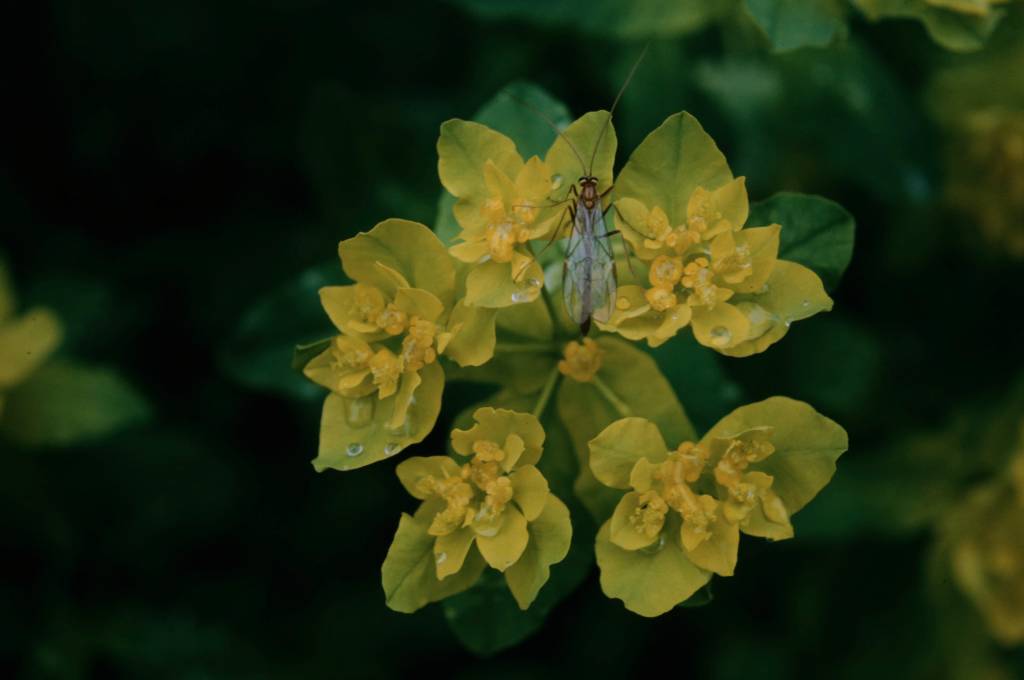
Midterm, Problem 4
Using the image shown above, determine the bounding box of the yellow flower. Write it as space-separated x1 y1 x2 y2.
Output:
558 337 604 383
303 219 498 473
437 111 616 309
590 397 847 616
382 408 572 612
603 112 832 355
0 261 62 417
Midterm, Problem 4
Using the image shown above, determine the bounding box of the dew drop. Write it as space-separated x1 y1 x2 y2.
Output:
384 442 402 457
511 291 528 303
710 326 732 347
346 397 375 428
801 300 810 308
527 277 542 288
640 534 666 555
436 552 448 565
346 443 364 457
551 174 563 190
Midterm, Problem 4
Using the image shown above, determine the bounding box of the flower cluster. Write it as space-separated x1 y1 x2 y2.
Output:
589 398 847 616
383 408 571 612
300 104 850 620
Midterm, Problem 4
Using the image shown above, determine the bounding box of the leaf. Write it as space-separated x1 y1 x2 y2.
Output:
615 111 734 230
442 498 593 656
596 514 711 617
557 336 697 520
223 262 343 401
382 513 485 613
435 82 570 246
449 0 730 40
702 396 849 516
504 495 573 608
313 361 444 472
745 0 848 52
853 0 1005 52
747 192 855 292
589 418 669 490
2 359 150 446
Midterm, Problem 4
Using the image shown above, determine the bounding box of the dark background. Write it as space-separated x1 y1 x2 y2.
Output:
3 1 1024 678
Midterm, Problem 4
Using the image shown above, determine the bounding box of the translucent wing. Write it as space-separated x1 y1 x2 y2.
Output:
588 206 617 324
562 201 617 326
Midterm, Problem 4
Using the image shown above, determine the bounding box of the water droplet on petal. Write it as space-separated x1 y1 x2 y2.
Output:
511 291 528 303
801 300 810 308
436 552 447 565
640 534 666 555
384 442 402 457
346 443 364 457
551 174 563 190
346 397 375 428
710 326 732 347
527 278 542 288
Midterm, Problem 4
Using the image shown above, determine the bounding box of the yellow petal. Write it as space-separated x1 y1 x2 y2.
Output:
450 239 490 263
691 302 751 352
504 495 572 610
546 110 616 195
510 465 549 521
443 301 497 367
596 515 711 617
392 288 445 324
728 225 781 294
0 308 63 389
720 260 833 358
434 526 477 580
451 407 545 466
681 500 740 576
381 512 485 613
339 219 455 308
616 112 733 228
465 260 544 309
475 505 529 571
589 417 669 489
701 396 848 516
438 119 522 202
396 456 462 499
313 361 445 472
609 491 661 550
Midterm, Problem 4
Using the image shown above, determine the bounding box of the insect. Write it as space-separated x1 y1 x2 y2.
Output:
512 47 647 336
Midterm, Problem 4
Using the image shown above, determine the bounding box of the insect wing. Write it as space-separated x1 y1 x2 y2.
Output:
562 200 590 325
588 206 617 324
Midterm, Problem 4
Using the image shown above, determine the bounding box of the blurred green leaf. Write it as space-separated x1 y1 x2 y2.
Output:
222 262 345 400
435 82 570 245
1 359 149 446
749 192 855 292
442 504 594 656
853 0 1005 52
449 0 730 39
745 0 848 52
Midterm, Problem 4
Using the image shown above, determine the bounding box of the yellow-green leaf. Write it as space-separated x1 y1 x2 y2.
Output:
545 110 617 194
444 301 497 367
382 512 485 613
701 396 848 515
504 494 573 609
0 308 62 389
338 219 455 309
476 505 529 571
313 361 444 472
596 516 711 617
589 418 669 489
510 465 550 521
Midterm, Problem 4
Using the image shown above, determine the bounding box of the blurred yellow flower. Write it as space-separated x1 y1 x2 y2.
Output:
0 261 62 418
557 337 603 383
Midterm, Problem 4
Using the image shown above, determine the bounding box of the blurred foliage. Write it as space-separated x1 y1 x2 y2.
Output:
3 0 1024 677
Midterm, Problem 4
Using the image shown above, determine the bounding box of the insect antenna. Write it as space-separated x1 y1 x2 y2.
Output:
587 43 650 176
501 89 588 176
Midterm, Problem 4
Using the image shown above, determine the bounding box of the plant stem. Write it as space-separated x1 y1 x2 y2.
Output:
532 366 561 420
591 374 632 419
